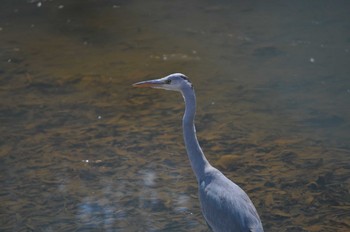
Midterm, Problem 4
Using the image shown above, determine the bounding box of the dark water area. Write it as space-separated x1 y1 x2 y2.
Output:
1 0 349 231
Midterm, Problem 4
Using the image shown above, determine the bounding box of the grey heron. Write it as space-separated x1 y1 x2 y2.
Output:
133 73 264 232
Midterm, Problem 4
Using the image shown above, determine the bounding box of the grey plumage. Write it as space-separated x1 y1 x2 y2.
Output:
133 73 264 232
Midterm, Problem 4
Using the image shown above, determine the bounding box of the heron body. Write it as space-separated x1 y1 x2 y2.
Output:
133 73 263 232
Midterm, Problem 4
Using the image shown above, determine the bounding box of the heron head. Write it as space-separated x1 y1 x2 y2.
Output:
132 73 192 92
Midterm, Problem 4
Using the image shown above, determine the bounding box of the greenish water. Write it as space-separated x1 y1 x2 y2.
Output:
1 0 349 231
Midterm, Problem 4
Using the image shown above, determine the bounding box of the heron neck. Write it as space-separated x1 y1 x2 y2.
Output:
181 86 210 182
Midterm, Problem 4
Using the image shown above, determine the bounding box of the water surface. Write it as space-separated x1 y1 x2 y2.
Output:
1 0 349 231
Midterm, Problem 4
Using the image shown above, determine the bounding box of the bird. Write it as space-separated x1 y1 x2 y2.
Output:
133 73 264 232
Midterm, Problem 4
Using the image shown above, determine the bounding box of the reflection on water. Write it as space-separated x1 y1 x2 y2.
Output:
1 0 349 231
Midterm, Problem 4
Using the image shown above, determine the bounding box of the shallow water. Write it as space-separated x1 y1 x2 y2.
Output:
1 0 349 231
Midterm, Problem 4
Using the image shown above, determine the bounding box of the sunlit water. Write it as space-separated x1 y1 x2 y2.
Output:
1 0 349 231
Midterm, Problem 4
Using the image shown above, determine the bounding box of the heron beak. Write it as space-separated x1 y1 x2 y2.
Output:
132 79 164 88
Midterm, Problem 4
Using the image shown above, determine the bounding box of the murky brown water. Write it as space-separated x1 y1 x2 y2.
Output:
1 0 349 231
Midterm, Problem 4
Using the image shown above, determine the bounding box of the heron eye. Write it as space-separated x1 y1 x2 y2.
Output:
165 79 171 84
